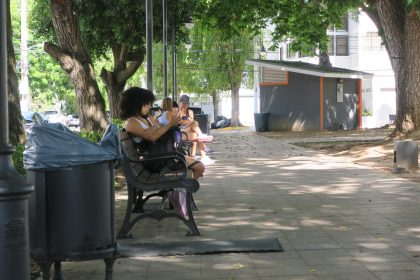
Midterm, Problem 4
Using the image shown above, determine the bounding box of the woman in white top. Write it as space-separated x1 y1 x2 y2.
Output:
119 87 204 179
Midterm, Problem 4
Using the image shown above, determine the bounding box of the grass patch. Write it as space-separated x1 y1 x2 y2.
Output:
220 126 250 131
293 140 382 152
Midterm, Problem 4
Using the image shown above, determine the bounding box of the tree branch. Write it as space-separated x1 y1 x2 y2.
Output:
361 2 380 30
44 41 75 73
115 60 142 83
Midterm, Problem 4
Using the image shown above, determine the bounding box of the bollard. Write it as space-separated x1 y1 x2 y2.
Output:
394 140 418 170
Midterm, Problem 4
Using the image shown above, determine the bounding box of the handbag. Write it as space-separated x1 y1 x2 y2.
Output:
136 127 184 173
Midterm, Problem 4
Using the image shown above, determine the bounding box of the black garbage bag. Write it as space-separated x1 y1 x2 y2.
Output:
211 116 231 129
24 123 122 170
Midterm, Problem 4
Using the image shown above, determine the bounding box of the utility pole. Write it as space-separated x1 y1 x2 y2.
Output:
20 0 29 111
171 0 177 101
162 0 168 97
146 0 153 91
0 0 33 279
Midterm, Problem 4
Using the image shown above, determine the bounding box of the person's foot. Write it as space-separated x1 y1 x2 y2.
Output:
196 133 213 142
200 156 215 165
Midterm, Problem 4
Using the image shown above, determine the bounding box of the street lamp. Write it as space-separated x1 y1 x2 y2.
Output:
0 0 34 279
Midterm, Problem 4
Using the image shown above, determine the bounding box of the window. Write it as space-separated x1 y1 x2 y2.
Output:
363 32 384 52
336 35 349 55
328 35 349 56
260 67 288 85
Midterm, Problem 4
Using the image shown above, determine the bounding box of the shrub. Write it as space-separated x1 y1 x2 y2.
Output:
112 118 124 131
79 130 104 143
12 144 26 176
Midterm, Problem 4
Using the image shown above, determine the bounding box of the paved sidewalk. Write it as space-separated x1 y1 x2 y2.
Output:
48 129 420 280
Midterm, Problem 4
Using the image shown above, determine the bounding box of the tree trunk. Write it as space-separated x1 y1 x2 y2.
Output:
100 44 144 120
46 0 107 131
318 51 332 67
7 1 25 145
211 91 219 122
399 10 420 133
365 1 420 134
230 85 241 126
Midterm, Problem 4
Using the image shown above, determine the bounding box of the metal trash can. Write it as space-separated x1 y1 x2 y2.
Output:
254 113 269 132
195 114 210 134
24 123 121 280
28 161 116 279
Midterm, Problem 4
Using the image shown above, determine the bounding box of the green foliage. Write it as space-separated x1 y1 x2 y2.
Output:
12 144 26 176
362 108 372 116
10 0 21 61
79 121 123 143
28 0 198 118
79 130 104 144
197 0 361 55
30 0 194 59
112 118 125 132
178 21 254 96
28 51 75 112
407 0 420 10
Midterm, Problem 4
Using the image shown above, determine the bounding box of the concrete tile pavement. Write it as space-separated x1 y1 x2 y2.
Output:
39 129 420 279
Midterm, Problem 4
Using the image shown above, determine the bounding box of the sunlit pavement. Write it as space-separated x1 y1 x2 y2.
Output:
46 129 420 280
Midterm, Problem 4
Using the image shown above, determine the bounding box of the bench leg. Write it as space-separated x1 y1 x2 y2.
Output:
117 183 135 239
184 191 200 236
132 189 144 213
104 257 116 280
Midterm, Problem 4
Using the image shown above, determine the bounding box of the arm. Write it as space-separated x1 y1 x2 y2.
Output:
126 116 179 142
188 108 195 121
180 108 194 127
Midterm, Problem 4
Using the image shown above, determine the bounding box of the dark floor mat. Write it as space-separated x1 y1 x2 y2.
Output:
117 238 283 257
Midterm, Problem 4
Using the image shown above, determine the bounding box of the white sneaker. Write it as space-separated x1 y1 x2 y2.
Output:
200 156 215 165
196 133 213 142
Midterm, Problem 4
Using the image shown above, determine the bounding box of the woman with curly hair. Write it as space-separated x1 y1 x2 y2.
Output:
119 87 205 179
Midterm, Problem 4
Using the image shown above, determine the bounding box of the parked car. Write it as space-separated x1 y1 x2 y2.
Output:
22 111 48 130
43 110 65 124
65 114 80 127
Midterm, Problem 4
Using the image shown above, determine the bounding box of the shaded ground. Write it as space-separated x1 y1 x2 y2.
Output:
34 128 420 279
259 126 420 183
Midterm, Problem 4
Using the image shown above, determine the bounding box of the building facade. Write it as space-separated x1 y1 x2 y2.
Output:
260 12 395 128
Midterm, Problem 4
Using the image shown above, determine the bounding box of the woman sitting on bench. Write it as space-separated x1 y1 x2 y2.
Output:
178 95 214 165
119 87 205 179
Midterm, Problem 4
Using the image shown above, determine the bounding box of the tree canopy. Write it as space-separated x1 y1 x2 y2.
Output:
29 0 196 126
197 0 420 133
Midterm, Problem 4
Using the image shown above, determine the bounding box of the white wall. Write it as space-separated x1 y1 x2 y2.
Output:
219 88 255 127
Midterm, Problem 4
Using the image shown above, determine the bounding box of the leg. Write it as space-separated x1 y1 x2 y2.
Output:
191 141 197 157
52 262 64 280
186 131 207 159
194 140 215 165
192 121 213 142
38 261 52 280
196 141 206 158
191 121 203 135
186 157 205 179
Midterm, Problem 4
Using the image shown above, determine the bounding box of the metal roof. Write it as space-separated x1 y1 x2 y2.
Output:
246 59 374 79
